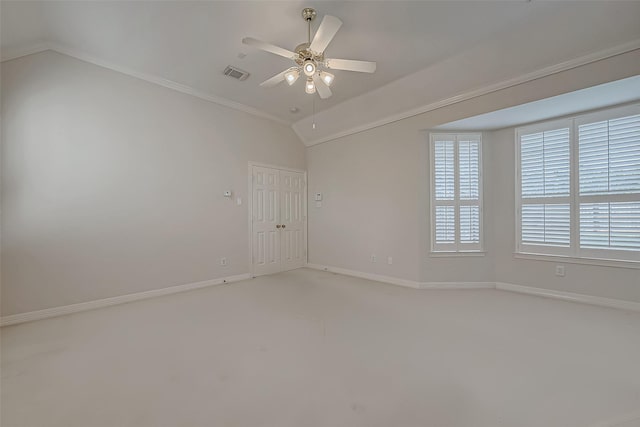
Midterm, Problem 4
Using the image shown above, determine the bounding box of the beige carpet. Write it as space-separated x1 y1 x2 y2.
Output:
2 268 640 427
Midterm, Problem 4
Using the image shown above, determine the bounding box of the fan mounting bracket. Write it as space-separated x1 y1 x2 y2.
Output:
301 8 317 22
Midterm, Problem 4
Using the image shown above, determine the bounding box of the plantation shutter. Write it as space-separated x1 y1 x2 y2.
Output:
578 113 640 252
433 137 456 247
458 139 480 244
431 134 482 252
519 126 571 250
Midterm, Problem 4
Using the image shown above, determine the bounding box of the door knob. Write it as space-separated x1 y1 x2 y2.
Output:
281 224 286 229
276 224 281 229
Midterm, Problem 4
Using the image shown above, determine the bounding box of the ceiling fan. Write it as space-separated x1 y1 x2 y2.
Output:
242 7 376 99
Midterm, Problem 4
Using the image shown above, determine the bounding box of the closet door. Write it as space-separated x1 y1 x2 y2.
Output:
251 165 307 276
280 170 306 271
252 166 281 276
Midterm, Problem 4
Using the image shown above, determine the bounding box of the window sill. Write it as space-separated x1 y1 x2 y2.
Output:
514 252 640 269
430 251 486 258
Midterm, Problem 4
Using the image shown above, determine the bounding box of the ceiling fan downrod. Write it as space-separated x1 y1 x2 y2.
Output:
302 8 316 44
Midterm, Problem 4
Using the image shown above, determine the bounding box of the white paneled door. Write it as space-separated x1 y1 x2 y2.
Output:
251 165 306 276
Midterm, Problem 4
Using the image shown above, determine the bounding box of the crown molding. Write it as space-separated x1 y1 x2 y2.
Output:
4 39 640 147
2 41 292 128
297 39 640 147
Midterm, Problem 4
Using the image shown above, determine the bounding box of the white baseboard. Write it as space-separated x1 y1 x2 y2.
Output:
418 281 495 289
4 268 638 327
306 264 640 312
306 263 422 288
305 264 492 290
495 282 640 313
0 273 251 327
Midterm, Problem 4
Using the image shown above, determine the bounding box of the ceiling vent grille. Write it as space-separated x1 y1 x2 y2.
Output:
223 66 250 81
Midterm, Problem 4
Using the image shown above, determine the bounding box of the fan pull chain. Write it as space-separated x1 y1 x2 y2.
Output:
312 97 316 130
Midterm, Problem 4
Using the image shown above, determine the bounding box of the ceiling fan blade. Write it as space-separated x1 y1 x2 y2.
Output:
312 74 332 99
325 58 376 73
309 15 342 53
242 37 296 60
260 69 289 88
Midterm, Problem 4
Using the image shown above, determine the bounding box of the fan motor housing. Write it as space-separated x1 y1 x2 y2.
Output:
294 43 324 66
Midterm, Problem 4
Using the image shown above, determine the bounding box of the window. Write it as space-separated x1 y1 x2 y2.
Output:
430 133 483 252
516 104 640 262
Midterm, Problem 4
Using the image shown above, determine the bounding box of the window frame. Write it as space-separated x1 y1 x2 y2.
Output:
515 104 640 263
430 132 484 253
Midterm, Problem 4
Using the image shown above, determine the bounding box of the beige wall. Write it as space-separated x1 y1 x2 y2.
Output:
1 51 306 315
307 122 495 284
307 50 640 296
307 121 424 281
2 49 639 317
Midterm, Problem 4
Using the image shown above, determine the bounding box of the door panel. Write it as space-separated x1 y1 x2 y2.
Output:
252 167 281 275
280 170 306 271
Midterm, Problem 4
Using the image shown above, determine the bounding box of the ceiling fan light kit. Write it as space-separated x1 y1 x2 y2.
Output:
242 7 376 99
284 68 300 85
303 59 316 77
305 78 316 94
319 71 334 86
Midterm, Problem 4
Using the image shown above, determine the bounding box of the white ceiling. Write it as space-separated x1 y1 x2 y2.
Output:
2 1 640 135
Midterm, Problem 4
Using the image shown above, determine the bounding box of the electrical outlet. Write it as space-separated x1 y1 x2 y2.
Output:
555 265 565 277
220 257 227 266
387 257 393 265
371 254 377 263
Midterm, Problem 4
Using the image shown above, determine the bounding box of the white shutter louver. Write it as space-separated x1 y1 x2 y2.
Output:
579 114 640 195
434 140 455 201
460 205 480 243
459 140 480 200
580 202 640 250
521 204 570 246
521 128 570 198
435 206 455 244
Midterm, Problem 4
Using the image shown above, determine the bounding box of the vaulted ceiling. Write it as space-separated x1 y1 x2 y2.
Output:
2 1 640 144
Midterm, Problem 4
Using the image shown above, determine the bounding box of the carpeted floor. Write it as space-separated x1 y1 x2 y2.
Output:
2 268 639 427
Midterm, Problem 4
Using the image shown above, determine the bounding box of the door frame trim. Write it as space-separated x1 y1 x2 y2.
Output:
248 162 308 277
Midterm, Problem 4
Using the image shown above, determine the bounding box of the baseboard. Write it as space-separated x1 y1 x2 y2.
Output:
4 268 638 327
306 263 421 288
418 281 495 289
495 282 640 312
306 264 640 312
305 264 492 290
0 273 251 327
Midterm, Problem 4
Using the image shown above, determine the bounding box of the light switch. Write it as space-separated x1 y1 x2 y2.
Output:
236 197 242 205
315 193 322 201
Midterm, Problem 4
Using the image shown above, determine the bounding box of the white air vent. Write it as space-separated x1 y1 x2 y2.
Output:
223 66 250 81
